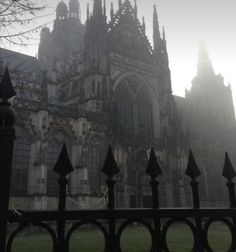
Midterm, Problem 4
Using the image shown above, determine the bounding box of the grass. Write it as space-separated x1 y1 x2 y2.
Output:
9 222 232 252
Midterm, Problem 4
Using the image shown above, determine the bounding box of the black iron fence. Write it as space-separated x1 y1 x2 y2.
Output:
1 69 236 251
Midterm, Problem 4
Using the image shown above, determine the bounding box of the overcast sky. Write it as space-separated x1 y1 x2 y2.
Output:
5 0 236 106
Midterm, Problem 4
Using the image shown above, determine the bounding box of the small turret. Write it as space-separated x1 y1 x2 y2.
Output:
40 27 50 43
56 1 68 20
69 0 80 19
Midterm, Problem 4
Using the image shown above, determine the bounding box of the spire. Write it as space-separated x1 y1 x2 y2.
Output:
110 2 114 21
103 0 107 16
197 41 215 77
93 0 103 16
153 4 161 53
87 3 90 21
118 0 122 9
134 0 137 17
56 1 68 20
142 17 146 34
69 0 80 19
162 26 166 40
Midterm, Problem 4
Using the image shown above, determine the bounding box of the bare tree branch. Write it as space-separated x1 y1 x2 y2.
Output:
0 0 53 48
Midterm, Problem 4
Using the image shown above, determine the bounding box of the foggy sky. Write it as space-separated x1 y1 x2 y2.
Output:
4 0 236 107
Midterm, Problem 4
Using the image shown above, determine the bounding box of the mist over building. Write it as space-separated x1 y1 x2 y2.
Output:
0 0 235 209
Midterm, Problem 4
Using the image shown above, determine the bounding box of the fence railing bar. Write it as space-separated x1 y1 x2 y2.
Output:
54 143 74 252
146 148 162 252
102 146 120 251
0 68 16 252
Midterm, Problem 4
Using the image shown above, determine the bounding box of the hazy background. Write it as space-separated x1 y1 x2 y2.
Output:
4 0 236 105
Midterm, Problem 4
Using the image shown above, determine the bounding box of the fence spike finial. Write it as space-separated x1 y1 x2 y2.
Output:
102 145 120 177
185 150 201 179
223 152 236 181
146 148 162 178
54 143 73 176
0 68 16 102
0 68 16 128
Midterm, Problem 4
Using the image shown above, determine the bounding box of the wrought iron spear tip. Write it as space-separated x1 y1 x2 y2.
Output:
146 147 162 178
185 149 201 179
0 68 16 127
54 143 74 176
102 145 120 177
0 68 16 102
222 152 236 181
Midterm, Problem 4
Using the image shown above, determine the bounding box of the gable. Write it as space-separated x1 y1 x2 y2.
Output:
108 1 153 61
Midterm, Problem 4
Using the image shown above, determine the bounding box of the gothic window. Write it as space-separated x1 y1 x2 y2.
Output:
137 87 153 139
10 136 31 196
86 144 101 193
114 76 154 140
114 82 133 135
47 132 70 196
92 80 96 94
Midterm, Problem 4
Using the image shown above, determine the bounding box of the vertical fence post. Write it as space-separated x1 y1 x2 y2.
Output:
185 150 204 252
102 146 120 252
0 68 16 252
54 143 74 252
223 153 236 208
222 152 236 232
146 148 162 252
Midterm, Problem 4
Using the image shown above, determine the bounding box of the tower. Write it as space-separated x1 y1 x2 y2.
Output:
56 1 68 20
82 0 109 112
69 0 81 19
186 42 235 133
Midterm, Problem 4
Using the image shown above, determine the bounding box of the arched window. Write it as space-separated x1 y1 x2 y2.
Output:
47 132 70 196
114 76 154 140
10 134 31 196
114 81 133 135
136 87 153 139
86 143 102 193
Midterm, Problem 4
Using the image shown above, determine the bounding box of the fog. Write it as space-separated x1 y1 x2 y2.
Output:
5 0 236 107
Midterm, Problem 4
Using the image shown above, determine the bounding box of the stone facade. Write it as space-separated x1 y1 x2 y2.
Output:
3 0 233 210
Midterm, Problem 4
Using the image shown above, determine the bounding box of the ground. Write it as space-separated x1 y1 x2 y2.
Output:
9 222 231 251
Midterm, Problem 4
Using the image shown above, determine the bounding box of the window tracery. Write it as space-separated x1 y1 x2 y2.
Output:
10 134 31 196
114 76 154 141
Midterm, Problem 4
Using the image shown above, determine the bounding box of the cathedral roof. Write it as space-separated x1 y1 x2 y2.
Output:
0 48 42 77
108 0 153 59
